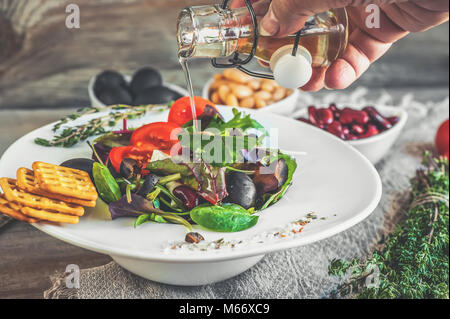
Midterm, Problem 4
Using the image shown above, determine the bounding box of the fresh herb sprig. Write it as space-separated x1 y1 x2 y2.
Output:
35 104 169 148
329 152 449 299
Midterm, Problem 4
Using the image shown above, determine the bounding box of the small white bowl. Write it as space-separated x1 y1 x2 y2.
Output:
202 78 299 116
88 74 189 108
293 104 408 164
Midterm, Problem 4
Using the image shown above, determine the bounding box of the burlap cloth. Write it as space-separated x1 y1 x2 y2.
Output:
44 87 449 299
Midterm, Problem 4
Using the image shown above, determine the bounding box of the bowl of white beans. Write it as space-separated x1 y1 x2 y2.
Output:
202 69 299 115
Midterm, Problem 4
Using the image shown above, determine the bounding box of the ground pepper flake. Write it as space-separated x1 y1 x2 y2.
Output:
164 212 329 254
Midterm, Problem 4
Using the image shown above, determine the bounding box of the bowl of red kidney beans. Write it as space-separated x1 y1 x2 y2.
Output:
295 104 408 164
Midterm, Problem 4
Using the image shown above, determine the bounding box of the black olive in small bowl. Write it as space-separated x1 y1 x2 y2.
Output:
96 86 133 106
130 67 163 97
133 86 183 106
89 67 188 108
93 70 128 93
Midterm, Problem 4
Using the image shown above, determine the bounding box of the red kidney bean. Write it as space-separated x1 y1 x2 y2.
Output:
327 121 346 139
329 103 341 120
387 116 400 126
351 124 366 136
173 186 199 210
300 104 393 141
340 108 370 125
308 106 319 125
342 125 350 136
316 108 334 125
358 124 379 139
363 106 392 130
297 117 311 124
328 103 338 112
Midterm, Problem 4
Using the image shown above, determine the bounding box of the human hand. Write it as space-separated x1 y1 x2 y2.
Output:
233 0 449 91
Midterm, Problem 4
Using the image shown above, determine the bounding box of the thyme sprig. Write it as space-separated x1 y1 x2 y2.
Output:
329 152 449 299
34 104 169 148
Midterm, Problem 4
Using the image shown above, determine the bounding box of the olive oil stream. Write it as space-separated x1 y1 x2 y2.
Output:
179 56 199 132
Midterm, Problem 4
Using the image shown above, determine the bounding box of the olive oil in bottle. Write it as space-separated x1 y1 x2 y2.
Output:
177 4 348 89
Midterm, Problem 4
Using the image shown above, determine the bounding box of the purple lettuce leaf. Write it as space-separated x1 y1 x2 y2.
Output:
109 194 162 220
184 162 228 205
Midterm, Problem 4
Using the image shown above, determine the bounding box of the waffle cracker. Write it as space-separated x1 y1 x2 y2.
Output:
0 194 39 223
32 162 98 201
17 168 96 207
21 207 79 224
0 178 84 217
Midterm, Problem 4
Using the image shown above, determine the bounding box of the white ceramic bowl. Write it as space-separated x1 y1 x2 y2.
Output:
88 75 189 108
0 106 381 286
202 78 299 116
293 104 408 164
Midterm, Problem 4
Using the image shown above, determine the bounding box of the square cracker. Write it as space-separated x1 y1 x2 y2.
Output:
17 168 96 207
21 207 79 224
0 178 85 217
32 162 98 201
0 194 39 223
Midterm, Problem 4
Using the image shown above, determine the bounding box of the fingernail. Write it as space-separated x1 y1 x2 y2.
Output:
261 7 279 36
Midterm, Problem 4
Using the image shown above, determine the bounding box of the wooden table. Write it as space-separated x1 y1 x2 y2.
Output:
0 0 448 299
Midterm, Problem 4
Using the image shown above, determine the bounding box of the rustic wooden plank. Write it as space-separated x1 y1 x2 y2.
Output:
0 0 205 109
0 1 448 110
0 221 111 299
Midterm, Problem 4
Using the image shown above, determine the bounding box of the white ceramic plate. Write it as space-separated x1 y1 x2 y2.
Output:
0 106 382 285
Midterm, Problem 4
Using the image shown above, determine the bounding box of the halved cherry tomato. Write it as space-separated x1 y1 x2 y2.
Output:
109 144 157 173
435 119 449 159
110 122 182 173
130 121 182 149
168 96 217 126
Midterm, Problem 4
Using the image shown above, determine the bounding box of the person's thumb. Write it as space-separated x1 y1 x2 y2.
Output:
261 0 348 37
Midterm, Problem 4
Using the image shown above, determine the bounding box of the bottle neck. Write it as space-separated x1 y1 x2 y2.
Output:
177 5 252 59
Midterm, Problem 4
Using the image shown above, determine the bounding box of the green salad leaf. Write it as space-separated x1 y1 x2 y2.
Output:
92 162 122 203
190 203 259 232
134 213 167 227
146 158 191 176
207 108 267 135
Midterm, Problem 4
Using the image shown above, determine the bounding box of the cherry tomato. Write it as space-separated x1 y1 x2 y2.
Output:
130 121 182 149
168 96 216 126
435 119 449 159
109 144 157 173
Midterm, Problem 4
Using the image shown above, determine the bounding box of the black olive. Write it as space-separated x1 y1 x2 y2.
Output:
252 159 289 195
96 86 133 106
60 158 95 180
137 174 160 197
120 158 140 179
130 67 163 96
224 171 256 209
94 70 127 94
253 173 279 195
133 86 183 105
274 159 289 187
173 186 199 210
